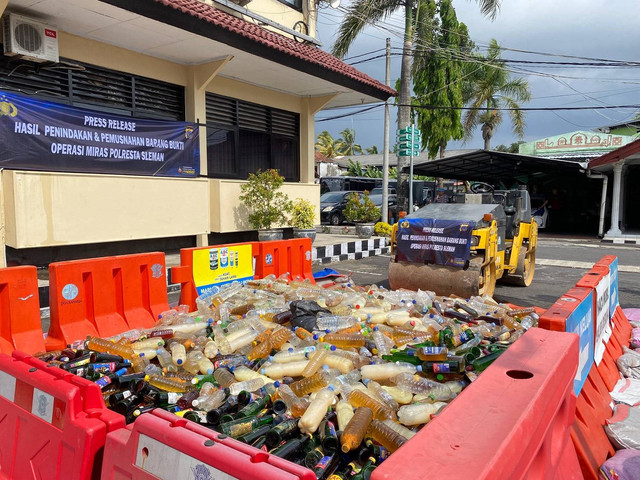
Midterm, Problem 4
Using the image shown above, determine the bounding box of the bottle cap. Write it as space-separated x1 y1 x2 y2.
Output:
274 381 281 387
416 365 423 372
330 345 337 351
260 369 266 374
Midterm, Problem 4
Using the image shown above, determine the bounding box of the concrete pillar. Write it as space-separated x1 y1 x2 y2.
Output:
618 164 627 230
606 162 624 236
185 56 233 176
300 95 338 183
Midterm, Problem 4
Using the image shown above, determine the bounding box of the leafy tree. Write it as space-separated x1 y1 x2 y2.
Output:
495 141 524 153
336 128 363 156
332 0 501 211
346 159 365 177
412 0 473 159
315 130 341 158
463 39 531 150
366 145 379 154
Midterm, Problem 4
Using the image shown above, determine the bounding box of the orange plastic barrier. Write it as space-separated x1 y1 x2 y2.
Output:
372 328 582 480
170 242 260 311
0 351 125 480
255 239 314 283
47 253 169 350
101 408 315 480
0 266 45 355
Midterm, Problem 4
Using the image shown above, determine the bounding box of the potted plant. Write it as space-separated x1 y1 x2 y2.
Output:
289 198 317 242
239 169 292 241
343 191 380 239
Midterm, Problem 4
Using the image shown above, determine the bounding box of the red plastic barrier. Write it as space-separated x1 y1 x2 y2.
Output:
372 328 582 480
255 239 314 283
101 408 315 480
170 242 259 311
47 253 169 350
0 351 125 480
0 266 45 355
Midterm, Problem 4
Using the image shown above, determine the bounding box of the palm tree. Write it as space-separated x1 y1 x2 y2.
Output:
315 130 341 158
463 39 531 150
366 145 379 154
346 159 365 176
336 128 363 156
332 0 501 211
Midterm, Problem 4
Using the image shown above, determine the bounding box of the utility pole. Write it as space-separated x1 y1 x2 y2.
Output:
382 38 391 224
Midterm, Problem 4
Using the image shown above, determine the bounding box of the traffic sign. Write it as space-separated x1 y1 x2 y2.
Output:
398 149 421 157
398 126 414 134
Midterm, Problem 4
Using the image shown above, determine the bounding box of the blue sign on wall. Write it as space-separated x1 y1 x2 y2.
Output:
564 291 595 396
0 90 199 177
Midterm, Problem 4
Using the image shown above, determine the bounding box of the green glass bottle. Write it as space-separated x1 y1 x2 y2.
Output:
312 453 340 480
422 357 465 374
472 349 506 372
234 394 271 418
380 351 421 366
352 457 377 480
319 419 339 454
236 424 272 444
304 447 325 469
265 418 300 448
220 414 274 437
328 462 357 480
270 434 311 460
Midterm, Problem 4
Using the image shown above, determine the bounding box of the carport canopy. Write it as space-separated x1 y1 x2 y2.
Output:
408 149 589 183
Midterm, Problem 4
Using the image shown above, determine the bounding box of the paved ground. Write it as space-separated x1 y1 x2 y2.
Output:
313 234 640 310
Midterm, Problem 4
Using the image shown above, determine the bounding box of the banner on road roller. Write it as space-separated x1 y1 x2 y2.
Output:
395 219 475 268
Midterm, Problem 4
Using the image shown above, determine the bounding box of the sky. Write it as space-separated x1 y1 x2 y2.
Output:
314 0 640 153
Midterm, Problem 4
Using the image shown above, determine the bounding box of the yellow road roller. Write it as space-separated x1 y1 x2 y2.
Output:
389 184 537 297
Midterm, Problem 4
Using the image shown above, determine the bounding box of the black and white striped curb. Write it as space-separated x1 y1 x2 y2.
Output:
312 238 390 265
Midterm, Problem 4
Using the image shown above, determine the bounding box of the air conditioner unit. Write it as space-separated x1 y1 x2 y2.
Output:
3 13 59 63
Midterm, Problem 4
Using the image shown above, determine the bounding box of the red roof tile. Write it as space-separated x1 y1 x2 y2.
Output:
152 0 396 98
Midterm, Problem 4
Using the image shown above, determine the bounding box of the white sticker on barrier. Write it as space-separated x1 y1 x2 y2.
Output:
594 272 611 365
31 388 54 423
0 371 16 402
135 434 239 480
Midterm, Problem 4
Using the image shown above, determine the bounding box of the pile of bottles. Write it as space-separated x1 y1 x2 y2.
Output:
36 276 538 479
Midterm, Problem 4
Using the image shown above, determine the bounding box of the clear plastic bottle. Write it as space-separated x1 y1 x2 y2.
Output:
247 339 272 361
323 354 354 374
213 367 236 388
329 369 362 392
301 348 330 378
204 339 219 359
372 328 391 356
397 401 447 426
218 329 259 355
336 400 355 431
366 419 407 452
232 365 273 384
147 374 192 393
156 347 177 373
364 379 399 411
275 383 309 417
269 327 292 350
360 362 417 381
382 419 415 439
316 315 358 332
261 360 309 379
169 342 187 366
229 377 264 395
343 386 395 421
86 337 135 359
192 388 227 411
290 370 330 396
298 386 336 434
341 406 373 452
131 337 165 351
391 372 453 400
271 346 316 363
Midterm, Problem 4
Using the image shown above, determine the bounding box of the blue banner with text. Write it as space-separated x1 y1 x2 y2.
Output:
0 90 199 177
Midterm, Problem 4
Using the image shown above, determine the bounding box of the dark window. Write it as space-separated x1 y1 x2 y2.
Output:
277 0 302 11
206 93 300 181
0 53 185 120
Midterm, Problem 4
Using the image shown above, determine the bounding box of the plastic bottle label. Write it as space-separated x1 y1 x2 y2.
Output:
432 363 451 373
314 455 332 470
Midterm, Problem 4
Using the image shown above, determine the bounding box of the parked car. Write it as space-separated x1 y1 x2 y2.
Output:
320 191 356 225
369 193 397 223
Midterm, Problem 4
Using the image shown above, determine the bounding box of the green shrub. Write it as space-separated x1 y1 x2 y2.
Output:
239 169 291 230
290 198 316 229
343 191 380 223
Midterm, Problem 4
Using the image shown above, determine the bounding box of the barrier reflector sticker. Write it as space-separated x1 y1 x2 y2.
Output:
31 388 54 424
594 270 611 365
135 434 239 480
608 257 619 318
564 293 595 396
193 245 254 296
0 370 16 401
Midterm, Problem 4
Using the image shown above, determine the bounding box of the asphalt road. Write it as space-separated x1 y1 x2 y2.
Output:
313 235 640 310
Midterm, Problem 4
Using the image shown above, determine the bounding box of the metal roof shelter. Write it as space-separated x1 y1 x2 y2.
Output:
409 149 588 182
